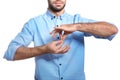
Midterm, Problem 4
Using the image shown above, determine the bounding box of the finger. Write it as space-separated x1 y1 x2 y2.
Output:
50 26 60 34
60 34 67 41
54 40 63 45
53 32 58 39
50 30 55 37
50 30 58 39
61 45 70 53
62 45 70 53
56 42 63 49
56 40 64 48
60 34 63 40
54 27 62 30
63 35 67 40
50 29 56 35
59 31 66 40
57 45 70 54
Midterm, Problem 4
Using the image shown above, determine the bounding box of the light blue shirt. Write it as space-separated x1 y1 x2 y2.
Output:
4 10 114 80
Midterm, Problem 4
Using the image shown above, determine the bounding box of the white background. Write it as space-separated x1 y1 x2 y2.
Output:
0 0 120 80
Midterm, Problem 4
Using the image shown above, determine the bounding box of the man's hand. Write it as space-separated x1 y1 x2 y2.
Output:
50 24 77 40
45 40 70 54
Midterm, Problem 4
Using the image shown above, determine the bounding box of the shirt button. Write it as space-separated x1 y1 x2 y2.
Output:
57 36 60 39
59 64 62 66
61 77 63 80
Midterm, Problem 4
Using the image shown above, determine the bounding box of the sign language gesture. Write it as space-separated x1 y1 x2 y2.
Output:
45 40 70 54
50 24 77 40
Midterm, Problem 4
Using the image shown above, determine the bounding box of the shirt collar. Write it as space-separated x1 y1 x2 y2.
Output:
46 10 67 20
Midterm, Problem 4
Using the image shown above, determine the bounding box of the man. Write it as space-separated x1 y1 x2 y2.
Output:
4 0 118 80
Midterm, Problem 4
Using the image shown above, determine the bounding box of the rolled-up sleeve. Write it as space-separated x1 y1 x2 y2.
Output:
4 19 34 60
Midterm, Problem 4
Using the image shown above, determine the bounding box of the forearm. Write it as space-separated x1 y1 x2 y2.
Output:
13 40 69 60
13 45 47 60
76 21 118 37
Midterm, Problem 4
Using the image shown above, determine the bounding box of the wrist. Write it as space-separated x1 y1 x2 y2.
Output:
43 44 49 53
75 23 87 32
37 45 48 55
74 23 81 31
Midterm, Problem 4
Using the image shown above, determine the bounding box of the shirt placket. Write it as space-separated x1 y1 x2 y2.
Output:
54 17 64 80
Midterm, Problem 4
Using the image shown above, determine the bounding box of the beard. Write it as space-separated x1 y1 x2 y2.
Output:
48 3 66 12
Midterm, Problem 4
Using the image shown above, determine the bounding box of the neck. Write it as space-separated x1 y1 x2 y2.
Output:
48 8 65 16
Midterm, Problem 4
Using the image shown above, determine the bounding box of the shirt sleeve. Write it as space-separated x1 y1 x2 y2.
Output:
3 19 34 60
73 14 116 41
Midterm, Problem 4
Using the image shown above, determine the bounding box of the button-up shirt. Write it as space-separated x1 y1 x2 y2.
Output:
4 10 114 80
